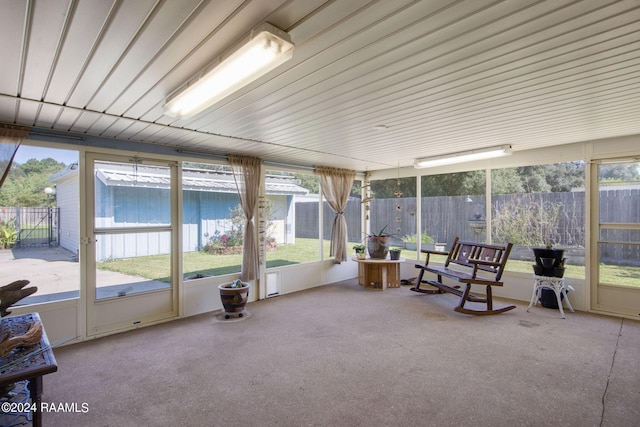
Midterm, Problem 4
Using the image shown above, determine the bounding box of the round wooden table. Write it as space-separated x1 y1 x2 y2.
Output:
352 257 405 290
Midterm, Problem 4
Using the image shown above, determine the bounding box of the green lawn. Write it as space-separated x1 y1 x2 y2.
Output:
98 238 332 282
97 238 640 288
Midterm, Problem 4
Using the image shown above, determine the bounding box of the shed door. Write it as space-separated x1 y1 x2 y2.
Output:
85 153 178 336
591 159 640 319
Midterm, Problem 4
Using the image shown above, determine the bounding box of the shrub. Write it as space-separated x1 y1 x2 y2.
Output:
0 218 18 249
491 194 562 246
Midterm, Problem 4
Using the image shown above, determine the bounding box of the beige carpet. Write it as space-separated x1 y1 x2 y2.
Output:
41 279 639 426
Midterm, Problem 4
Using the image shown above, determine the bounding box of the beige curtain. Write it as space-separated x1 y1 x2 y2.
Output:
317 166 356 264
0 126 29 189
228 154 261 281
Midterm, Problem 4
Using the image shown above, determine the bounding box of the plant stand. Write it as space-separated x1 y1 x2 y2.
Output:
527 275 574 318
353 257 404 290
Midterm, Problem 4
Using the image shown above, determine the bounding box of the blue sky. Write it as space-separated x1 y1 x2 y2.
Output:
16 145 78 165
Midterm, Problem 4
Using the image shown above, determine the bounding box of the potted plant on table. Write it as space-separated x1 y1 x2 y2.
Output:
353 244 366 259
218 279 250 319
389 247 402 260
367 225 391 259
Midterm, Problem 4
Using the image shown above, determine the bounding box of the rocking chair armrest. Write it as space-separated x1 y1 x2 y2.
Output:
420 249 449 256
419 248 449 266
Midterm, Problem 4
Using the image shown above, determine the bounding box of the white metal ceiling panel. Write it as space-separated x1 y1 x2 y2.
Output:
20 0 70 100
43 0 116 104
0 0 27 96
15 98 41 126
0 0 639 172
64 0 160 108
86 0 204 113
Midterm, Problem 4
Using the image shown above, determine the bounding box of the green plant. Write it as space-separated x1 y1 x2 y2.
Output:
368 224 390 237
230 279 245 288
203 230 229 253
401 232 434 244
491 195 563 246
0 219 18 249
353 244 366 253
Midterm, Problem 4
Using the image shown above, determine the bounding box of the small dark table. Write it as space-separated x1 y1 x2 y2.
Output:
0 312 58 427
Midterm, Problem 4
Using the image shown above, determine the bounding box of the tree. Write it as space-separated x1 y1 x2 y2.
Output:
295 173 320 194
599 163 640 181
0 158 66 207
368 162 587 198
371 177 416 198
491 168 524 194
420 171 485 197
516 166 551 193
492 162 585 194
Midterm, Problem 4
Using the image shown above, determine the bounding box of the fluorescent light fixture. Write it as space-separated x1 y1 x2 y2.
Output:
164 23 294 119
414 145 512 168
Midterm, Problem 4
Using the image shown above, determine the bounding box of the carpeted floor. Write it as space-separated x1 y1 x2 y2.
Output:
41 279 639 426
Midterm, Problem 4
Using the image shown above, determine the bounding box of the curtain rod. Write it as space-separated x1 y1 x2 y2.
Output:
25 131 364 176
177 149 316 172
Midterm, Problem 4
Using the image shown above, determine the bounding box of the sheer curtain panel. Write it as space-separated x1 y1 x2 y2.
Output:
317 166 356 263
0 126 29 188
228 155 261 281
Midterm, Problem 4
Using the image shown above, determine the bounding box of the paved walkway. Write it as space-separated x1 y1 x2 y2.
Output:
1 247 168 304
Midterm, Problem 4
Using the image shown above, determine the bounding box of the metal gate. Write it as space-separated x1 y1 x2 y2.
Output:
0 207 59 248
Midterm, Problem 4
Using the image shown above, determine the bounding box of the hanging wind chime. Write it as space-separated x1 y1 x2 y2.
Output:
130 155 140 186
362 172 372 222
395 164 403 234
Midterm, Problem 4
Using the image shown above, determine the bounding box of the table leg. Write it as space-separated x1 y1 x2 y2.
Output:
554 287 566 319
527 284 539 312
387 263 400 287
561 288 575 313
27 376 43 427
357 263 365 286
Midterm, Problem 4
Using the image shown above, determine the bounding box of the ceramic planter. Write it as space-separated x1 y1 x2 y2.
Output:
218 282 250 319
367 235 390 259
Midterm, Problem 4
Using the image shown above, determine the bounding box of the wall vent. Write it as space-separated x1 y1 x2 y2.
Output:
266 271 280 297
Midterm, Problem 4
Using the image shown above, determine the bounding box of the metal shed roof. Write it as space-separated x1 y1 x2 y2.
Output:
93 164 309 196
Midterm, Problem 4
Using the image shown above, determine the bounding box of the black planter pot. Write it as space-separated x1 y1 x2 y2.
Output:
539 288 566 309
532 247 565 278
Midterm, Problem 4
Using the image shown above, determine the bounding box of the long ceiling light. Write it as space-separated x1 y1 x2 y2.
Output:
164 23 294 119
414 145 512 168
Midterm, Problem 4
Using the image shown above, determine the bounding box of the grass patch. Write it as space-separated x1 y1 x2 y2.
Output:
98 238 640 288
98 238 331 282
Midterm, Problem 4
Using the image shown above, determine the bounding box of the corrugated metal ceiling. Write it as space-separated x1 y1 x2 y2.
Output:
1 0 639 172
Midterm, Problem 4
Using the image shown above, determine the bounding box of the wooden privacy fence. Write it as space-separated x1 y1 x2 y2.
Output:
598 188 640 265
295 199 362 243
295 191 592 250
370 192 586 250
